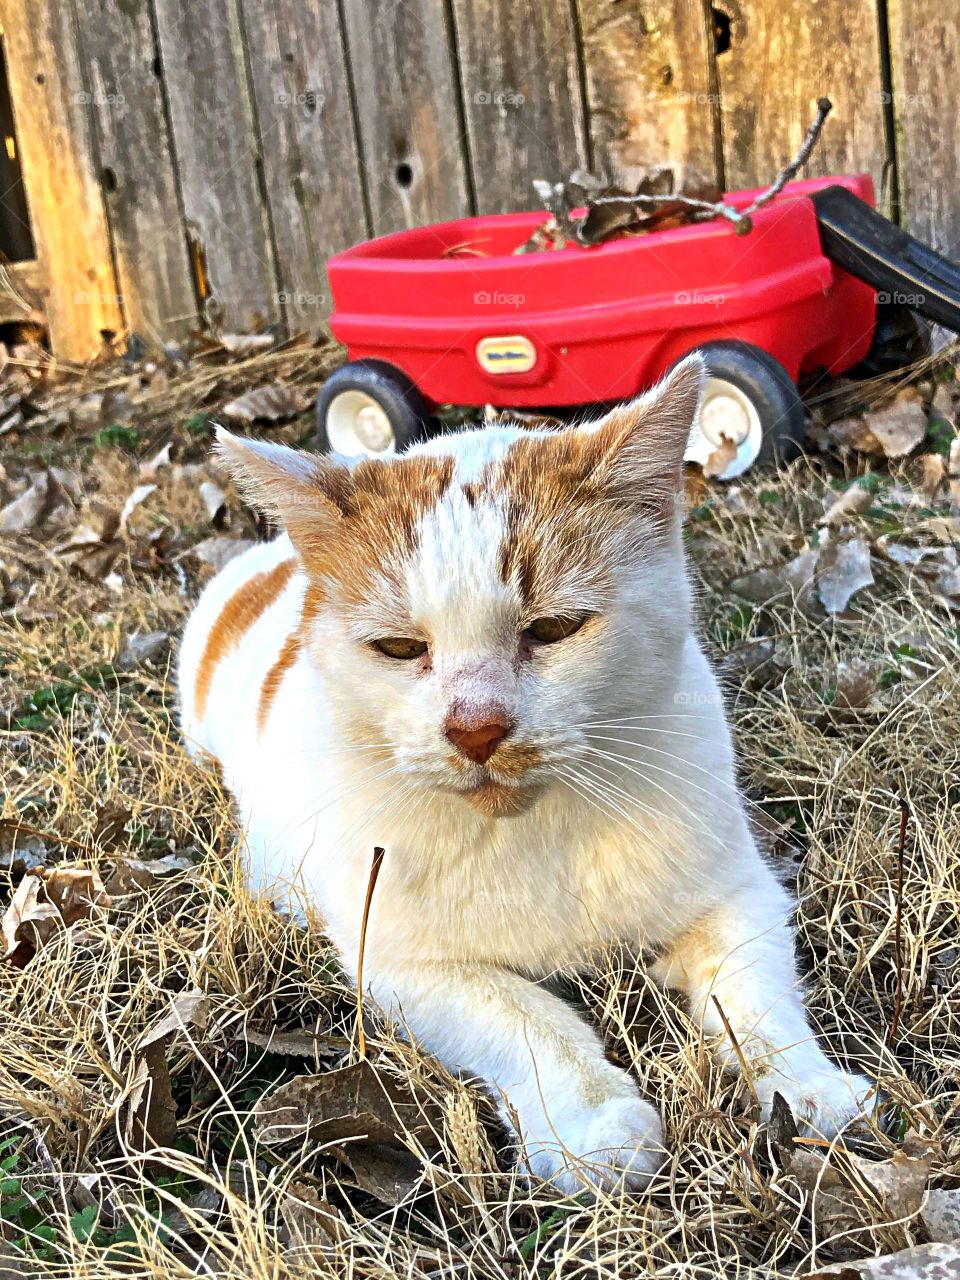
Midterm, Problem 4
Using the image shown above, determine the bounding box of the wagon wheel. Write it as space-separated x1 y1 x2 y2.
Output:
681 341 806 480
315 360 432 457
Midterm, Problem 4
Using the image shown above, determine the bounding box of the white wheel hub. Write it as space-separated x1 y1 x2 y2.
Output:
325 389 396 457
684 375 764 480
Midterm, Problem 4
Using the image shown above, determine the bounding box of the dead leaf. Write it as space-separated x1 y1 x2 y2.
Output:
860 390 928 459
834 658 878 709
185 535 255 573
103 852 197 896
199 479 227 524
0 471 64 532
785 1129 937 1243
875 536 937 567
728 569 788 603
126 1040 177 1149
219 332 275 356
279 1182 344 1246
912 516 960 543
703 434 738 479
0 822 48 875
919 454 946 500
575 197 641 246
803 1242 960 1278
330 1140 425 1206
933 381 957 425
253 1060 445 1151
126 990 213 1148
821 484 874 526
935 566 960 598
118 629 169 670
139 442 173 481
720 639 780 687
222 382 309 423
921 1187 960 1242
92 799 132 850
242 1024 337 1060
827 416 884 454
1 875 60 965
118 482 156 535
1 865 112 966
817 535 874 613
139 989 212 1049
782 546 822 598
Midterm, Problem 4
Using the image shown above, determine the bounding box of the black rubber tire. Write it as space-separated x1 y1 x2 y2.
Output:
315 359 431 456
692 340 806 469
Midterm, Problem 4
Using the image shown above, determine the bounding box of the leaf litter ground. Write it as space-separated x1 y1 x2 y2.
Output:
1 336 960 1278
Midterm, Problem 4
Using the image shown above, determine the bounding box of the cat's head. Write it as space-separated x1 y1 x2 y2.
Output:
217 356 703 818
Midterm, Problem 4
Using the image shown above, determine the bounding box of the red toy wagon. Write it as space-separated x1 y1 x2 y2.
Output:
317 174 960 479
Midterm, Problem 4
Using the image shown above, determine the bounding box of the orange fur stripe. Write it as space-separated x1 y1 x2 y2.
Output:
256 631 301 734
195 559 295 719
300 455 454 606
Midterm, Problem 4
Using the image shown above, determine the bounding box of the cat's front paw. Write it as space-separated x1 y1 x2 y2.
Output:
520 1094 666 1194
756 1059 874 1138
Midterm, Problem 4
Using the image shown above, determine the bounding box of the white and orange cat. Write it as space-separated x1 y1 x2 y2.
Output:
179 357 871 1191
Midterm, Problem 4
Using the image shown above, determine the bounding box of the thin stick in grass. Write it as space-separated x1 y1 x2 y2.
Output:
712 994 759 1103
355 845 385 1060
888 795 909 1045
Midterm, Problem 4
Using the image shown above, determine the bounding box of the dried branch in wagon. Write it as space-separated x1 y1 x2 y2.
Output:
510 97 835 253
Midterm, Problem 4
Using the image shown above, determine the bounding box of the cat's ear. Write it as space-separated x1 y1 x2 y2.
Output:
584 353 704 516
214 429 354 556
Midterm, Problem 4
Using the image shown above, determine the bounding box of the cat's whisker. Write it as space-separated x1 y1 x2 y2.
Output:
585 736 775 824
572 713 716 723
556 763 690 869
575 720 769 764
561 761 719 877
585 743 747 820
578 751 719 846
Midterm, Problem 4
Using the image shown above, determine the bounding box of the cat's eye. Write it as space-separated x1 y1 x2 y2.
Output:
523 614 589 645
373 637 428 660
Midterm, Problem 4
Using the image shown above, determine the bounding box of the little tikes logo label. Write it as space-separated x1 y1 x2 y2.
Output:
476 335 536 374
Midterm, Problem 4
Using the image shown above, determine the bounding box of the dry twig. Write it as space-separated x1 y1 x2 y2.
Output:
355 845 386 1059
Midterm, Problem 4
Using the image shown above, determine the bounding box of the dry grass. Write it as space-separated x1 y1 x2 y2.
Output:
1 358 958 1277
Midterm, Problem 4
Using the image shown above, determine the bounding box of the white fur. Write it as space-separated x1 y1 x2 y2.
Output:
179 386 871 1192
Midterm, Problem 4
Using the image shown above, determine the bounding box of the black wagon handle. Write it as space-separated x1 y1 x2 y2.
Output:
812 184 960 333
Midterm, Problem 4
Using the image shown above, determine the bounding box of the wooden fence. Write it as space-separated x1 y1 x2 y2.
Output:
0 0 955 360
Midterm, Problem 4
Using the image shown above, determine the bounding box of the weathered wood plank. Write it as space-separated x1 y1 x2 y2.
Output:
577 0 722 191
451 0 588 213
152 0 280 332
0 0 122 358
342 0 471 233
717 0 889 204
237 0 368 334
888 0 960 255
70 0 198 343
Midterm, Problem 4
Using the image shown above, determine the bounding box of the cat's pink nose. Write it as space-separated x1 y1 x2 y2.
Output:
445 714 513 765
